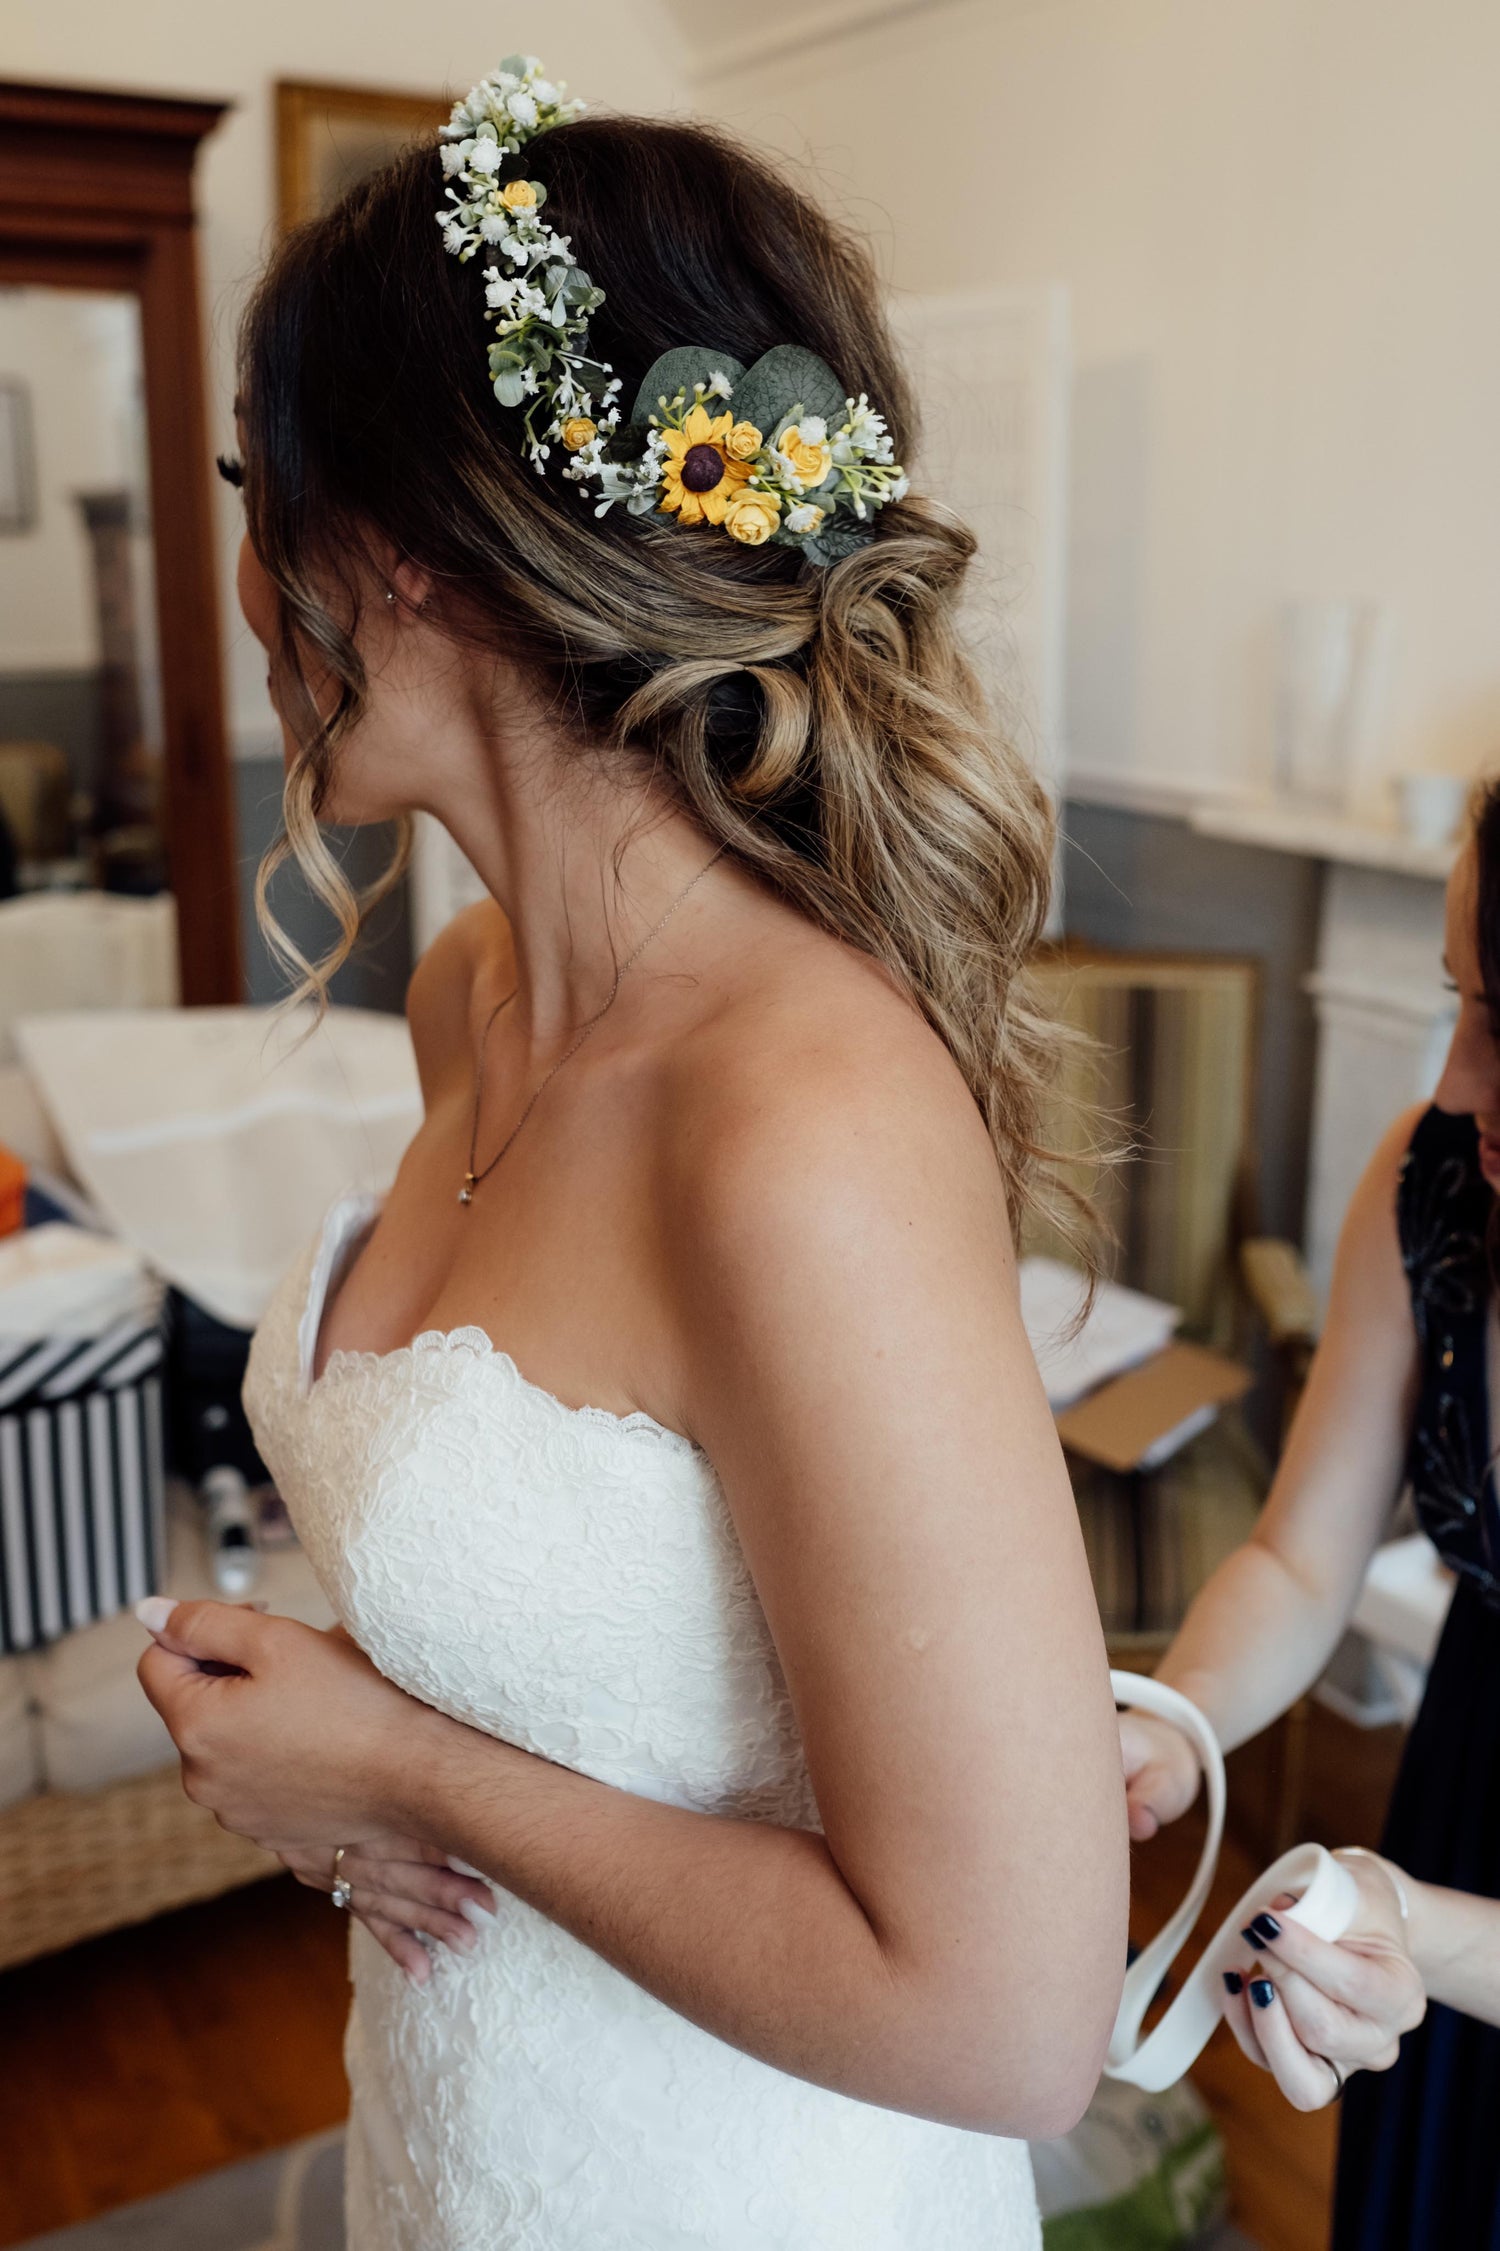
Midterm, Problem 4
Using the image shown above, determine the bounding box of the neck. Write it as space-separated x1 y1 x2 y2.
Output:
415 679 721 1042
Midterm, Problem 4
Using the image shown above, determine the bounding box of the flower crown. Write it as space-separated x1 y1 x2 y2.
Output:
435 57 908 563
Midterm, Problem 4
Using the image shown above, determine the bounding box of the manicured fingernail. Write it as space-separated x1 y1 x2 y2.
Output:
135 1596 176 1634
460 1894 497 1925
1245 1912 1282 1947
1223 1970 1243 1995
1249 1977 1275 2010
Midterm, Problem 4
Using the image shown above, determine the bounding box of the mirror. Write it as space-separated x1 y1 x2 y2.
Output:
0 79 237 1031
0 286 169 904
0 284 178 1050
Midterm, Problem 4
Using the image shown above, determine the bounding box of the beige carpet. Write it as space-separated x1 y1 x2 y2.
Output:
17 2131 1260 2249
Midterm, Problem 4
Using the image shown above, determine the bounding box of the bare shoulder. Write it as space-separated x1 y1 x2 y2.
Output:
657 934 1015 1298
405 899 513 1104
1343 1101 1427 1244
1325 1101 1427 1326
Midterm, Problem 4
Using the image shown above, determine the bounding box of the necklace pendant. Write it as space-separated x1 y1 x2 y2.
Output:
458 1171 476 1208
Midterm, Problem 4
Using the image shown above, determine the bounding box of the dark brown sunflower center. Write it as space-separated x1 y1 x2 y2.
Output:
680 442 726 493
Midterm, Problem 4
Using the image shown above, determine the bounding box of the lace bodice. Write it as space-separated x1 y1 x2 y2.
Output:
243 1194 1038 2250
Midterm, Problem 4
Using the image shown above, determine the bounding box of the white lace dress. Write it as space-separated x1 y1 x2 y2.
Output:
243 1193 1041 2250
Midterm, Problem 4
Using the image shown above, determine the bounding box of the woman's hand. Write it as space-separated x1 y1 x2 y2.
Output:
1220 1854 1426 2110
271 1833 496 1985
136 1597 434 1846
137 1599 497 1980
1119 1708 1203 1841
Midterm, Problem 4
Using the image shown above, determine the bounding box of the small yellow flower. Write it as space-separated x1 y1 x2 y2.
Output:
499 178 538 210
658 403 753 526
724 420 763 462
779 424 833 489
724 490 781 546
561 417 597 452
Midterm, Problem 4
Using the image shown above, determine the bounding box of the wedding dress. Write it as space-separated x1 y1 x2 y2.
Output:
244 1192 1041 2250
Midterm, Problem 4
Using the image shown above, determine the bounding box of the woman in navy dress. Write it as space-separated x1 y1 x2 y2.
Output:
1120 779 1500 2246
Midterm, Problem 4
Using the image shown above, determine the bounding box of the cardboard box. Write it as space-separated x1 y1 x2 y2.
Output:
1054 1339 1251 1476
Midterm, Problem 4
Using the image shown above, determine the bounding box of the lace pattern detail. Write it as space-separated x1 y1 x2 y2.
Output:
244 1197 1039 2249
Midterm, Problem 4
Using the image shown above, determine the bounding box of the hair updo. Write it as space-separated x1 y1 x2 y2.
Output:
239 112 1067 1240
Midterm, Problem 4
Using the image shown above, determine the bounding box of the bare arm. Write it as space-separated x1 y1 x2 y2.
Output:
1125 1108 1423 1831
143 1048 1127 2139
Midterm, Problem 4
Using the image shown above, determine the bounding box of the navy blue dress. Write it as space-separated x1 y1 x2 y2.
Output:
1333 1104 1500 2248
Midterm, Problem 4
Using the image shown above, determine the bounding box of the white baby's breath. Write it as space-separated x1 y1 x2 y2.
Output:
435 56 909 554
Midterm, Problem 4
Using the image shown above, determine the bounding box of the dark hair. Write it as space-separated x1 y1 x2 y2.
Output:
238 112 1069 1240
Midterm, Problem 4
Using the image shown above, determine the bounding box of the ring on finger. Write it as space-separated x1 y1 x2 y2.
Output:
331 1845 354 1913
1314 2052 1346 2103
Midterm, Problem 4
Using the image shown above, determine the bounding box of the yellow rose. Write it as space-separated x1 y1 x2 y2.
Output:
561 417 597 452
724 420 763 461
780 425 833 488
499 178 538 210
724 490 780 546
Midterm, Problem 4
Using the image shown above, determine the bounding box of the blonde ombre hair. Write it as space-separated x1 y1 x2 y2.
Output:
237 115 1071 1245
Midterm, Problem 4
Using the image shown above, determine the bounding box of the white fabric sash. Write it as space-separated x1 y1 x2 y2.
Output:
1106 1672 1358 2091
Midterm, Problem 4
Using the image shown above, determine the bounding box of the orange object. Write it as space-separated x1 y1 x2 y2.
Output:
0 1143 26 1236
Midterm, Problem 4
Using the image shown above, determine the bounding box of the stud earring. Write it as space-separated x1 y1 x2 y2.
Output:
384 588 397 604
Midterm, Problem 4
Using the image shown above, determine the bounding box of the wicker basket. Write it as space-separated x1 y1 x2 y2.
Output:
0 1764 279 1973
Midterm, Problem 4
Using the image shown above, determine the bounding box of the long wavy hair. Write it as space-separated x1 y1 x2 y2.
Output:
237 113 1074 1245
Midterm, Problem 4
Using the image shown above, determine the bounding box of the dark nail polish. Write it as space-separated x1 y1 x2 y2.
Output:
1223 1970 1243 1995
1249 1977 1275 2010
1245 1912 1282 1947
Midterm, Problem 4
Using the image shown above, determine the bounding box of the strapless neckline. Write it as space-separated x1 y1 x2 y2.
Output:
299 1190 700 1460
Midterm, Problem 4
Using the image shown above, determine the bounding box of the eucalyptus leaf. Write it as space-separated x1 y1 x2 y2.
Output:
802 518 872 567
629 347 747 429
730 347 847 447
492 368 529 408
499 53 529 75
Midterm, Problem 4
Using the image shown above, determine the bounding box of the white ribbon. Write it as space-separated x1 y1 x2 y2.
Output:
1105 1671 1359 2091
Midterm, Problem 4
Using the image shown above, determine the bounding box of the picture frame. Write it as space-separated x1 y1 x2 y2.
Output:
275 78 453 230
0 376 37 535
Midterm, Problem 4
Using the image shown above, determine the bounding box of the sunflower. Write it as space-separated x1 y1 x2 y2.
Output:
657 405 754 526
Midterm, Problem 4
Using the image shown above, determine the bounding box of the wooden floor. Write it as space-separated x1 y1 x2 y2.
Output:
0 1706 1404 2249
0 1875 350 2248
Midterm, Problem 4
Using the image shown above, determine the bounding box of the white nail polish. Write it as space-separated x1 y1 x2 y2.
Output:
135 1595 177 1634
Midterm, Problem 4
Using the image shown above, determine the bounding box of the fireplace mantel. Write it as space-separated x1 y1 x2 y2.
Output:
1063 767 1457 1304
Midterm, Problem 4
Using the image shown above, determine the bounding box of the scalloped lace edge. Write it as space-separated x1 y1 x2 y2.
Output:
315 1326 702 1458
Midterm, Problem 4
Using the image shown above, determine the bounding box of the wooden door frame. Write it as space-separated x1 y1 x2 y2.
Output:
0 79 239 1003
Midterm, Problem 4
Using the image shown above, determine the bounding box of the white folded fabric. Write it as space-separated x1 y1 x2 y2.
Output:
15 1006 421 1328
0 1223 159 1340
1020 1257 1181 1409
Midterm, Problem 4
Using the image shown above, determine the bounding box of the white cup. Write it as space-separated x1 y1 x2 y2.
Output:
1394 772 1470 850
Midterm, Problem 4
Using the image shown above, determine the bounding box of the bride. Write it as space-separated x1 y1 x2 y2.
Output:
138 62 1127 2249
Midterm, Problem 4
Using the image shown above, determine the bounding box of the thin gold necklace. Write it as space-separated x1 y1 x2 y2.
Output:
459 845 726 1207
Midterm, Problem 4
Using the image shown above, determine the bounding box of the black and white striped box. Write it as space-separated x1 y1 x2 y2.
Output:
0 1316 166 1655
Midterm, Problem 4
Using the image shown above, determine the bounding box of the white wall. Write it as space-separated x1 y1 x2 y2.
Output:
7 2 690 751
694 0 1500 808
